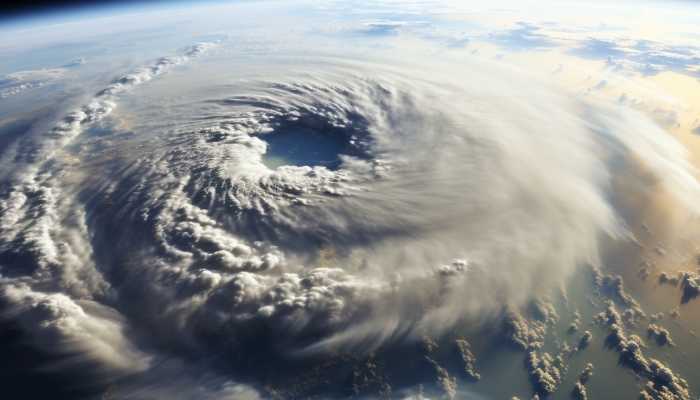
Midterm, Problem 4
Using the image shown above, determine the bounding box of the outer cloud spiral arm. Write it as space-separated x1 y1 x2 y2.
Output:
0 42 217 373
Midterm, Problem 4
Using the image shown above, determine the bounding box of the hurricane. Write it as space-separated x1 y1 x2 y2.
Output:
3 1 700 399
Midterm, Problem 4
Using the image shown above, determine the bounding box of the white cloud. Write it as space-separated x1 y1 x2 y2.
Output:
0 68 66 99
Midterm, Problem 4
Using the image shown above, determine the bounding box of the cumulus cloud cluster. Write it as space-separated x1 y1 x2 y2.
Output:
595 301 690 400
658 270 700 303
573 363 594 400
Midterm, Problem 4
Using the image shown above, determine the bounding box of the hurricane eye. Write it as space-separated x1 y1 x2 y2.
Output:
259 127 347 170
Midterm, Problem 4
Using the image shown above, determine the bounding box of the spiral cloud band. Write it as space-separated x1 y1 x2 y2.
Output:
1 24 700 398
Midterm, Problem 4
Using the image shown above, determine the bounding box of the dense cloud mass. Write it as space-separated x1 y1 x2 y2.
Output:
2 24 700 397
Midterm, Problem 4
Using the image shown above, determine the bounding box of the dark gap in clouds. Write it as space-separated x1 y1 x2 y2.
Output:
0 117 35 159
0 239 44 278
0 318 108 399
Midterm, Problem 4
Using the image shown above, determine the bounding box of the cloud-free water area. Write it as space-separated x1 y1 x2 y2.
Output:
260 128 348 170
